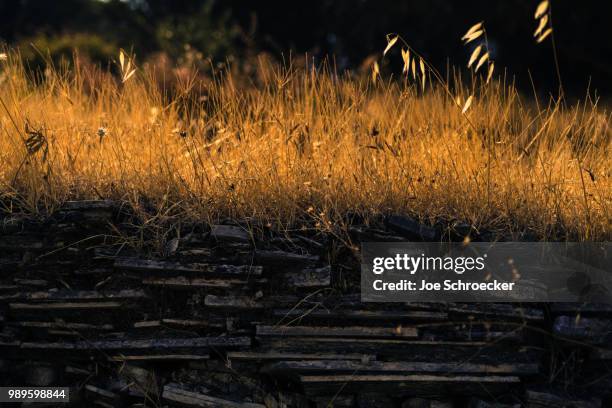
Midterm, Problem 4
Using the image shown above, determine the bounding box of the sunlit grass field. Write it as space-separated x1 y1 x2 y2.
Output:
0 51 609 241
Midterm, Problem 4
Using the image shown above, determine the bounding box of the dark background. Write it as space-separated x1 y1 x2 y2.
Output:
0 0 609 96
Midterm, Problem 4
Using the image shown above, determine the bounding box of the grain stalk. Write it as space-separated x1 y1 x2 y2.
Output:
534 0 564 101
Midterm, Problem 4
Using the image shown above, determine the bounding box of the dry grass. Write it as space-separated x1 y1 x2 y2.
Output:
0 51 609 241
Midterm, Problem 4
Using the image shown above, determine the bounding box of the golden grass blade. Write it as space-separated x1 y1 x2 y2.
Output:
462 95 473 114
475 52 489 72
123 69 137 83
536 28 553 43
463 30 483 44
462 22 483 41
383 35 399 56
411 59 416 79
419 58 426 90
119 49 125 71
534 15 548 37
486 62 495 84
534 1 549 19
468 45 482 68
401 49 410 74
372 61 380 84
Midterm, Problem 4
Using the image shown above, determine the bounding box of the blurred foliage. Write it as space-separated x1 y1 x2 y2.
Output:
18 33 116 70
0 0 609 94
153 2 241 66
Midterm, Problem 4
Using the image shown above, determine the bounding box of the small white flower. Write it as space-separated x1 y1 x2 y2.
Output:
0 53 7 61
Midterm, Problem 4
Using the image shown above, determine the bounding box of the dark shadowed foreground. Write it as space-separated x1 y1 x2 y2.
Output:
0 201 610 407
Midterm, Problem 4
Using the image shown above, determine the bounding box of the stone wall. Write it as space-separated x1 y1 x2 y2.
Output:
0 201 610 407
